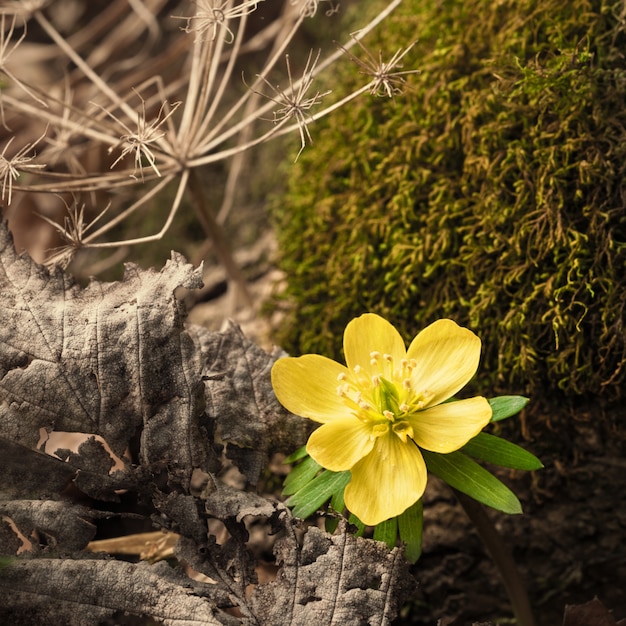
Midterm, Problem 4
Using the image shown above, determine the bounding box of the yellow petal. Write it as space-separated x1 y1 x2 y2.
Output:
306 419 375 471
343 313 407 378
409 396 492 453
406 319 481 406
271 355 351 423
344 433 427 526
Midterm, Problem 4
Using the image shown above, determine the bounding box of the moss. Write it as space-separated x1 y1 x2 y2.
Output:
272 0 626 403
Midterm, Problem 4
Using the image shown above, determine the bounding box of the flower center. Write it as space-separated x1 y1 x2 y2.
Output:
336 351 432 443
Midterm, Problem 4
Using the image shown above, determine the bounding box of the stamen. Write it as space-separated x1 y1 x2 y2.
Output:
370 351 380 360
336 383 350 397
383 410 394 421
403 378 412 390
416 389 433 408
337 372 346 381
383 353 393 362
371 374 381 387
399 402 410 412
354 364 361 374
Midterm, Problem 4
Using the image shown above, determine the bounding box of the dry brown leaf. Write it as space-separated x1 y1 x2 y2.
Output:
0 223 415 624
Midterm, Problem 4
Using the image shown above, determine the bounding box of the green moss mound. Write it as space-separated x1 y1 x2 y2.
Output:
272 0 626 402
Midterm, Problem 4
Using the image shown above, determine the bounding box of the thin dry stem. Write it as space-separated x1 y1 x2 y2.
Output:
0 133 46 204
98 93 181 180
173 0 261 44
0 14 47 114
32 9 138 123
290 0 338 18
252 50 330 159
216 0 299 224
40 200 109 268
187 168 253 307
191 8 304 152
337 36 419 98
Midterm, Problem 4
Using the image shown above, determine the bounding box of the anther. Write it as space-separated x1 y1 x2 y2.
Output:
419 389 433 405
337 383 350 397
337 372 346 382
399 402 410 412
383 353 393 362
383 410 395 421
370 351 380 360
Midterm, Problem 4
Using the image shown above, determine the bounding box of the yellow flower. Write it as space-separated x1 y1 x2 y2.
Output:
271 314 492 526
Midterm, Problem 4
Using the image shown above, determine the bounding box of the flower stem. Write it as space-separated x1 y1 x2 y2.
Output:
454 490 536 626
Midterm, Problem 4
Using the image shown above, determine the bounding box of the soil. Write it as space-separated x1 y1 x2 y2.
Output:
408 413 626 626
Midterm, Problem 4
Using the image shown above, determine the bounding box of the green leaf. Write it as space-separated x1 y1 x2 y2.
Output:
325 486 348 533
325 516 339 534
422 449 523 514
373 516 398 550
286 469 351 519
398 499 423 563
283 446 309 464
489 396 529 422
330 483 346 513
282 454 321 496
348 513 366 536
462 432 543 470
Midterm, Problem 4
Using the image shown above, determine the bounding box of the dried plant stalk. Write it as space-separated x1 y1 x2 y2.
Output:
0 0 414 303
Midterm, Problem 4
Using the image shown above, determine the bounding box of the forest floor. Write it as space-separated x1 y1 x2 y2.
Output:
8 189 624 625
